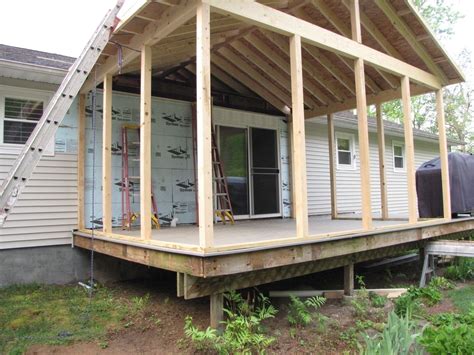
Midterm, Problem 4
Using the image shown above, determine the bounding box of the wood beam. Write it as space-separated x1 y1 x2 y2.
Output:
309 0 399 90
102 74 113 233
374 0 448 84
376 103 389 220
351 0 372 230
327 113 337 219
436 89 451 219
344 263 354 296
204 0 441 89
305 83 431 118
401 76 417 223
290 34 309 238
78 94 86 230
140 45 152 239
81 0 198 93
196 1 214 248
212 54 290 114
210 293 224 330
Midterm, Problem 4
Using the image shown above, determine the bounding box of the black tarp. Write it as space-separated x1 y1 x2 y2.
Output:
416 152 474 218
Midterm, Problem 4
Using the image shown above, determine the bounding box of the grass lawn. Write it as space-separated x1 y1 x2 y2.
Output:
448 283 474 314
0 283 134 354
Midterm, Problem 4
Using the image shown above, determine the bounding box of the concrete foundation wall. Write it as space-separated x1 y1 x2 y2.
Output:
0 244 162 287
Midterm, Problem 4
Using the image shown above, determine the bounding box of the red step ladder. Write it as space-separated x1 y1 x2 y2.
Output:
121 124 160 230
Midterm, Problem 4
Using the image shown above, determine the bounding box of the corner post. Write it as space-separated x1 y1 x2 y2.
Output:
196 1 214 248
327 113 338 219
78 94 86 230
140 45 152 239
351 0 372 229
436 89 451 219
401 76 417 223
344 263 355 296
102 74 113 234
289 34 309 237
375 103 388 220
210 293 224 331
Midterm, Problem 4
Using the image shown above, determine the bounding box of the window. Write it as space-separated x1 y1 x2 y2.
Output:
3 97 44 144
336 132 355 170
392 141 405 172
0 86 51 152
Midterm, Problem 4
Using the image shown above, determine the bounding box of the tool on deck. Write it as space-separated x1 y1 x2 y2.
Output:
191 104 235 225
121 124 160 230
0 1 124 226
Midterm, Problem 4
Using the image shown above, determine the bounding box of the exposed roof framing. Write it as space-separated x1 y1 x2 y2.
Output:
83 0 464 116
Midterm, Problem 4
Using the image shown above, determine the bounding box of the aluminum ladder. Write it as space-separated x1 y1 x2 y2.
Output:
0 1 124 226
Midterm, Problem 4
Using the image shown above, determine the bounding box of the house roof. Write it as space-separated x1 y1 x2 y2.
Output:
0 44 75 71
85 0 464 118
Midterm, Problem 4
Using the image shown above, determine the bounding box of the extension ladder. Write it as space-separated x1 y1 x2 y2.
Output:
191 104 235 225
121 124 160 230
0 1 124 226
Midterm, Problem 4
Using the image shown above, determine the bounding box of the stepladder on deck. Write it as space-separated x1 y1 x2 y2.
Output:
420 239 474 287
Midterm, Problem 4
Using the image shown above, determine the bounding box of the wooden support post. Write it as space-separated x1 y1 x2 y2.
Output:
327 113 337 219
351 0 372 230
102 74 113 234
289 34 309 238
436 90 451 220
210 293 224 330
196 1 214 248
375 103 388 220
344 263 354 296
140 45 152 240
78 94 86 230
401 76 417 224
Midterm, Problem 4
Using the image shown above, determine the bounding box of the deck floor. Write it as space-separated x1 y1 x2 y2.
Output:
116 216 405 247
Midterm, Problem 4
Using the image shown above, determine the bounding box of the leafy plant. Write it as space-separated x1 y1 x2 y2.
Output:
358 311 423 355
369 292 388 308
429 276 454 290
394 283 443 317
420 307 474 354
287 295 326 327
131 293 150 314
183 291 277 354
445 257 474 281
351 276 370 319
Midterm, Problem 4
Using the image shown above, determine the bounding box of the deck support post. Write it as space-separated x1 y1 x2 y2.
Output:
78 94 86 230
196 1 214 248
289 34 309 237
210 293 224 331
401 76 417 223
351 0 372 230
344 263 354 296
436 90 451 220
102 74 113 234
328 113 338 219
375 103 388 220
140 45 152 240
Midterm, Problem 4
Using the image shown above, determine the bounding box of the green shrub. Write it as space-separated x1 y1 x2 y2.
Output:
358 311 422 355
445 257 474 281
183 291 277 354
429 276 454 290
351 275 371 319
394 283 443 317
369 292 388 308
287 295 326 327
420 308 474 354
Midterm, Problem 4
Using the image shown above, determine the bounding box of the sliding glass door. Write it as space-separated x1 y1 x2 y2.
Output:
219 125 281 218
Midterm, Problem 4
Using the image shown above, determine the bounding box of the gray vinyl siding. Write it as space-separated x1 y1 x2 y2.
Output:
0 153 77 249
305 121 440 217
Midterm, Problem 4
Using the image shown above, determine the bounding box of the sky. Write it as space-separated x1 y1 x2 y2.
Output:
0 0 472 79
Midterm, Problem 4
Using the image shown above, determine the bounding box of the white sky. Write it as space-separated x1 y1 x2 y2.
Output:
0 0 473 80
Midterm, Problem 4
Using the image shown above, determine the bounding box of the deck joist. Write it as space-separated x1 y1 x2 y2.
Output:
73 217 474 298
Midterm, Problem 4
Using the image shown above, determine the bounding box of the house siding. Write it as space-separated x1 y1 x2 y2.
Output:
305 121 440 217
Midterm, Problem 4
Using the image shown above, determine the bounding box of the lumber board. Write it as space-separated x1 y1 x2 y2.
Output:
102 74 113 234
436 90 451 220
376 103 388 220
77 94 86 230
327 113 337 219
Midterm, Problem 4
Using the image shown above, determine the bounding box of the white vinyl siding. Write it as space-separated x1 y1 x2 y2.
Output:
305 121 439 217
0 151 77 249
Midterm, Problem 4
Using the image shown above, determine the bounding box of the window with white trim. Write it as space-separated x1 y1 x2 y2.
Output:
392 141 405 172
0 86 51 151
336 132 356 170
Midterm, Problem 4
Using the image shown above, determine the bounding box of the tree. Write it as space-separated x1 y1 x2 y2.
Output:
375 0 473 152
